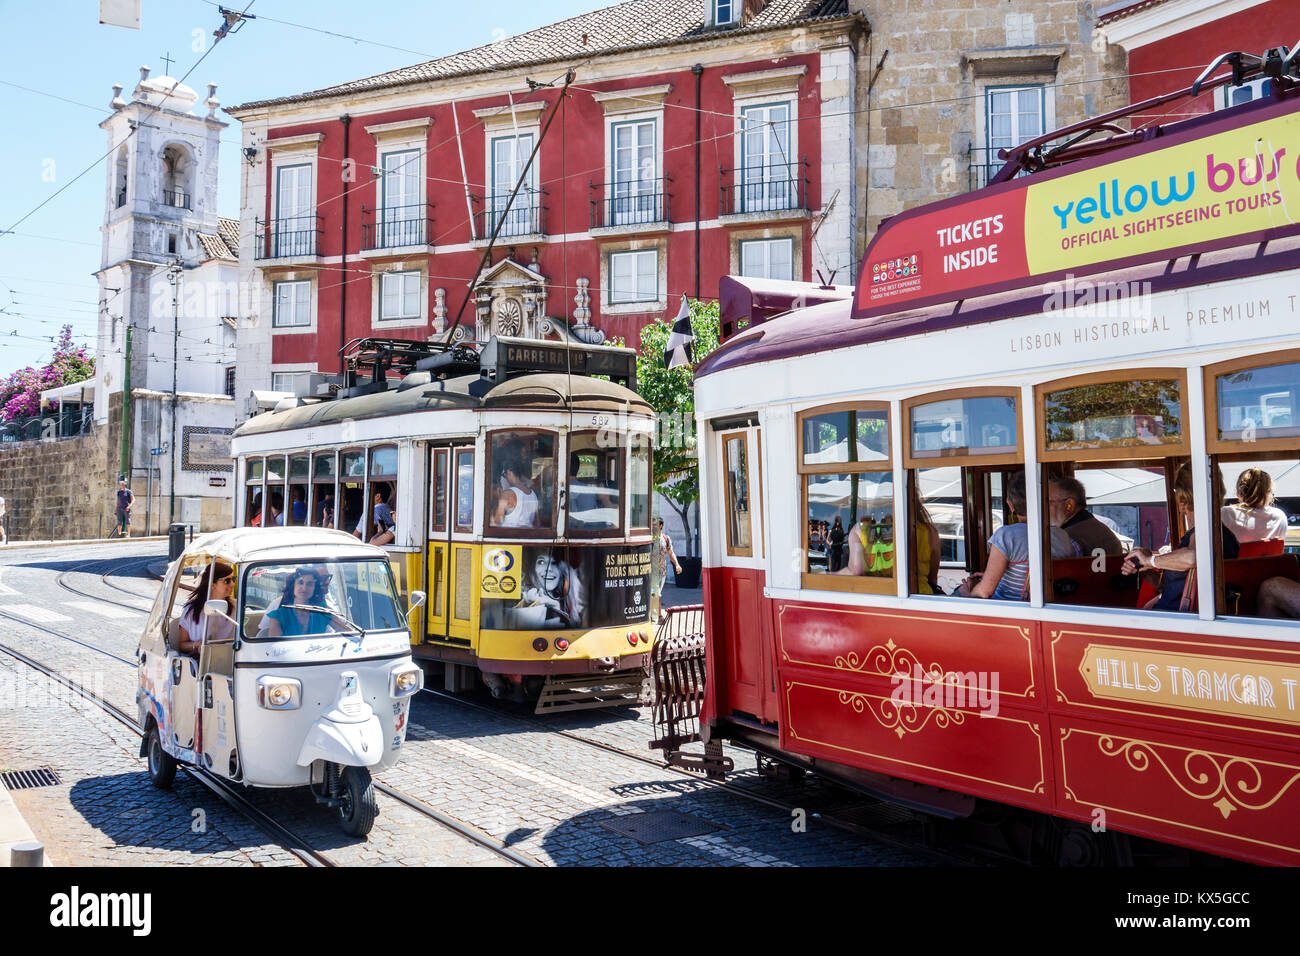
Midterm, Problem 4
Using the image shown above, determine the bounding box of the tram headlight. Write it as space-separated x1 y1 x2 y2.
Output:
391 664 423 699
256 677 301 710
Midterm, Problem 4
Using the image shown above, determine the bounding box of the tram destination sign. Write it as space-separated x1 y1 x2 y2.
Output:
855 96 1300 319
481 337 636 388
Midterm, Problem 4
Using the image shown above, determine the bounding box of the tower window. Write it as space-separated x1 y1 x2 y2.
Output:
167 234 177 254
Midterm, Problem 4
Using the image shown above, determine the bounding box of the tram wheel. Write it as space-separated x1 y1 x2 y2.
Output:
337 766 377 837
145 723 177 790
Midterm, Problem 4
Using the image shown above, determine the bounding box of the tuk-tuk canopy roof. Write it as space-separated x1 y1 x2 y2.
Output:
181 527 384 565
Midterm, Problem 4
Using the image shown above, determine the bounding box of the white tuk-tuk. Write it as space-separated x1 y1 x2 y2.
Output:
137 528 425 836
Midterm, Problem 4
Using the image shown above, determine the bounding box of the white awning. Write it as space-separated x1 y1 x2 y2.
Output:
39 380 94 407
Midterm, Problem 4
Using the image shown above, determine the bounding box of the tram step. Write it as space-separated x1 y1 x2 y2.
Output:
534 672 646 714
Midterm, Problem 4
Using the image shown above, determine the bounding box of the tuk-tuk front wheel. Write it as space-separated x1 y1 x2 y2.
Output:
146 723 177 790
337 766 376 837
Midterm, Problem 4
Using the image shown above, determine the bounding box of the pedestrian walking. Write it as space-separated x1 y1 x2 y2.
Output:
651 517 682 621
0 494 7 544
114 478 134 538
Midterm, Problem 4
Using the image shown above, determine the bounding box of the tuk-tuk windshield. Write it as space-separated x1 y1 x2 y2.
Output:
242 559 403 640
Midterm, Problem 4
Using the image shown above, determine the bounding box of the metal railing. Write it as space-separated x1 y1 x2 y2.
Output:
161 187 190 209
474 190 546 239
361 202 434 250
589 178 671 229
254 214 322 259
116 189 127 209
969 145 1033 191
0 406 94 444
719 159 809 216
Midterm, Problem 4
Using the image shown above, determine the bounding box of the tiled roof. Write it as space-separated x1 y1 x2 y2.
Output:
229 0 853 112
198 217 240 261
1097 0 1174 26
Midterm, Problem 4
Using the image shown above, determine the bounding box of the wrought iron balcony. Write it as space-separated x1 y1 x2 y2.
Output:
719 159 809 216
361 202 434 250
254 214 322 260
589 177 671 230
473 190 546 240
116 188 127 209
161 188 190 210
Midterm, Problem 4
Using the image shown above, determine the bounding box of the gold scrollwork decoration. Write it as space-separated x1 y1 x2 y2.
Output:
838 689 967 739
1098 736 1300 820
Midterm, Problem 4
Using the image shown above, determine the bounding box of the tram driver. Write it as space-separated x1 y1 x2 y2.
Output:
493 439 539 528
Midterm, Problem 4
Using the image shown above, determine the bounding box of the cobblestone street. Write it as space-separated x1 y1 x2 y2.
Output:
0 542 932 867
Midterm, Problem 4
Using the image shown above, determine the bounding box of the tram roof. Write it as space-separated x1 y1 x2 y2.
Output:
179 527 381 564
234 370 652 438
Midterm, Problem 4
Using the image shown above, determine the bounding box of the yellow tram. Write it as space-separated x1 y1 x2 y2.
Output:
230 336 656 710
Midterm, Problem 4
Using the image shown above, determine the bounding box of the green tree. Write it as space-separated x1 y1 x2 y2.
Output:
634 300 721 557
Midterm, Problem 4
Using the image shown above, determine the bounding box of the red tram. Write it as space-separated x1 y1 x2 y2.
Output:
673 53 1300 865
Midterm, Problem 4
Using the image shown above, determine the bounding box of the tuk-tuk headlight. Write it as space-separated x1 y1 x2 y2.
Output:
256 677 301 710
391 665 423 699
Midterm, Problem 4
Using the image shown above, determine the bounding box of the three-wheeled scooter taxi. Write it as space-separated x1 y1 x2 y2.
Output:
137 527 425 836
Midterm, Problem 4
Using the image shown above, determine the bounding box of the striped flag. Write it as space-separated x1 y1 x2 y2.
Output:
664 297 695 369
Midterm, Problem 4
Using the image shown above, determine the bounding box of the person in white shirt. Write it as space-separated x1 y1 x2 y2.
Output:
0 495 6 544
1221 467 1288 543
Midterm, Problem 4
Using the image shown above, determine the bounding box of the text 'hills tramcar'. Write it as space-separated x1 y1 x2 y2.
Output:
666 51 1300 865
231 335 656 710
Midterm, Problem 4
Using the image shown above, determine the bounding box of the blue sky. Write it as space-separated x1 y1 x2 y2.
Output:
0 0 600 378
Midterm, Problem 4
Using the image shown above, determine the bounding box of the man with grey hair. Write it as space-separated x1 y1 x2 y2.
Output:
1049 475 1123 556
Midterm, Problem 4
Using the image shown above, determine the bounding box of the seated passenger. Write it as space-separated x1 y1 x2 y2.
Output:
1258 576 1300 618
493 443 538 528
1222 467 1288 543
1123 463 1239 611
289 486 307 525
837 515 895 577
1049 475 1124 556
269 488 285 526
264 567 334 637
911 481 942 594
367 484 396 546
957 471 1076 600
178 561 236 658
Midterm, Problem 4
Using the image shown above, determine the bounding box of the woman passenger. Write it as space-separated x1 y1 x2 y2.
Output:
263 567 334 637
1123 463 1240 611
493 443 538 528
956 471 1076 600
1221 467 1287 543
178 561 236 658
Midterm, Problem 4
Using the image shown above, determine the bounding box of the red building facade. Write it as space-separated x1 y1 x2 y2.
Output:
1100 0 1300 120
227 1 863 400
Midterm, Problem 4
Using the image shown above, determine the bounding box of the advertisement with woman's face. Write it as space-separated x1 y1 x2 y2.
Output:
479 544 651 630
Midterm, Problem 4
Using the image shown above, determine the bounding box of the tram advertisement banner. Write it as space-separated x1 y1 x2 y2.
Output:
854 101 1300 318
479 544 651 630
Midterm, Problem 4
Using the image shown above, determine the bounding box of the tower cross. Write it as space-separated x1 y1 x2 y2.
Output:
160 51 174 74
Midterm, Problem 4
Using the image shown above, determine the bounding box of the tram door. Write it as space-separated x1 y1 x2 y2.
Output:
426 444 477 647
714 423 777 724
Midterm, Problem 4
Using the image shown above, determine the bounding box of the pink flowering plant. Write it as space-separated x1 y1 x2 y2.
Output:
0 325 95 421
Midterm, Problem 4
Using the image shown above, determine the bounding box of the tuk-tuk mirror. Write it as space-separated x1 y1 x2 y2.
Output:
408 590 427 612
204 600 239 626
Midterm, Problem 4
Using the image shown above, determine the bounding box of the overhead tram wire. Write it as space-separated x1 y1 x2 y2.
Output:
0 0 259 243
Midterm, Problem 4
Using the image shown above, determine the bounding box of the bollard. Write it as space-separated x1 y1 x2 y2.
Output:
10 841 44 867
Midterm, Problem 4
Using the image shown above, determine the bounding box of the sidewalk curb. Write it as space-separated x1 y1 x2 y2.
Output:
0 782 54 867
0 535 168 553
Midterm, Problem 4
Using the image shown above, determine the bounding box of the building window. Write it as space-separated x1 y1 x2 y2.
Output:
272 372 311 395
609 250 658 304
379 270 421 322
167 233 177 254
977 85 1045 187
274 162 314 257
489 133 538 236
610 119 659 226
224 366 236 398
739 103 795 212
379 148 422 247
713 0 736 25
739 238 794 280
272 280 311 328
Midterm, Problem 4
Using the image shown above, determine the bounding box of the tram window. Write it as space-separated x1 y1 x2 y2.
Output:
366 446 398 544
803 407 889 466
487 430 557 533
341 450 366 539
288 455 309 525
312 453 336 528
431 449 448 535
1043 377 1184 455
907 394 1017 461
1207 351 1300 620
455 449 474 533
244 457 264 527
629 436 650 530
723 434 752 556
567 431 621 535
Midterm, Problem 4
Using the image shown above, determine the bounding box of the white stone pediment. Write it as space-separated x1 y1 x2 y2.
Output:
478 256 545 287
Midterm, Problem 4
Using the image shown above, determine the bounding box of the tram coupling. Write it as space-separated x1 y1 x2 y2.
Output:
648 606 732 780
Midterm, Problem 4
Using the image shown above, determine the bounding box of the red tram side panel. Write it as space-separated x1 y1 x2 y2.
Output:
703 566 779 726
703 591 1300 865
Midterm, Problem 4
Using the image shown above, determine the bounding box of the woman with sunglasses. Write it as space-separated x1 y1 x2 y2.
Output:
265 567 335 637
178 560 236 657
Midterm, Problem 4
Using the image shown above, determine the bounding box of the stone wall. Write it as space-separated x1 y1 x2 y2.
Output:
0 393 120 541
850 0 1129 245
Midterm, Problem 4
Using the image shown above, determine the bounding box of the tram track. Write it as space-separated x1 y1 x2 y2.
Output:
0 607 538 868
419 686 1000 866
55 556 157 614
